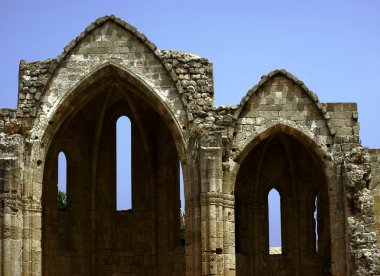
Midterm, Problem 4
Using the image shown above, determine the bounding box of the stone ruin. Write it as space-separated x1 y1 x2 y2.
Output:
0 15 380 275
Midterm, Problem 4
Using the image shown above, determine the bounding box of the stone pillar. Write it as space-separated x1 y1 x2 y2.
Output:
222 159 238 276
0 134 24 276
184 160 202 276
199 131 225 275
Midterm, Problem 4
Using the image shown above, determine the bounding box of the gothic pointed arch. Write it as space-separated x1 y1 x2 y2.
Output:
234 124 336 275
37 62 187 160
39 62 187 275
29 15 189 159
21 16 192 275
35 15 190 125
232 121 331 165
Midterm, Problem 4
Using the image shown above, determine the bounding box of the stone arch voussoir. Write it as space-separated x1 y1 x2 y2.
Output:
32 62 187 163
232 119 332 165
231 120 342 275
230 120 338 213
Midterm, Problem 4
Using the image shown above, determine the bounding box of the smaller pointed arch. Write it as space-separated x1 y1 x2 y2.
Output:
232 121 332 165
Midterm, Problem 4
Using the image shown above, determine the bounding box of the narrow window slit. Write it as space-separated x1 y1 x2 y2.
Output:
314 194 319 252
116 116 132 211
179 161 185 245
57 151 67 210
268 188 282 255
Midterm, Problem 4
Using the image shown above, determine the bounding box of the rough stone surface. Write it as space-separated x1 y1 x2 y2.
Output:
369 149 380 250
0 15 379 275
343 146 380 275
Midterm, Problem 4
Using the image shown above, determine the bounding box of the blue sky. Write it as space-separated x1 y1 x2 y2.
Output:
1 1 379 147
1 0 379 247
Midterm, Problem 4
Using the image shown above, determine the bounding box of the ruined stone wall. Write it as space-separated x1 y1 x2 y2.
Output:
0 15 379 276
342 145 380 275
161 50 214 129
327 102 380 275
369 149 380 249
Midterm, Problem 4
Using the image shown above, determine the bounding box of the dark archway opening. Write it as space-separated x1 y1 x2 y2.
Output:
235 133 331 275
42 74 185 275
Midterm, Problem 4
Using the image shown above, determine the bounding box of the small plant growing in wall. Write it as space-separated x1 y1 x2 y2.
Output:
180 208 185 245
57 190 67 210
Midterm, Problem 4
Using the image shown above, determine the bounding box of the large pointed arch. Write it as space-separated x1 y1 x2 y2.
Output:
35 15 190 124
35 62 187 161
36 61 188 274
20 16 197 274
27 15 190 162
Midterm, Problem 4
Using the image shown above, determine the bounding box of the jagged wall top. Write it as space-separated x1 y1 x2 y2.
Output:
16 15 206 121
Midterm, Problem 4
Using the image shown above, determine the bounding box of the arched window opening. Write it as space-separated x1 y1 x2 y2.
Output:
268 188 282 254
57 151 67 210
314 194 319 252
116 116 132 211
179 161 185 211
179 161 185 245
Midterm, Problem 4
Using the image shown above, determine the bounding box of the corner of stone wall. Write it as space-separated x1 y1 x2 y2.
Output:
326 102 359 139
327 101 380 274
161 50 215 129
214 105 239 138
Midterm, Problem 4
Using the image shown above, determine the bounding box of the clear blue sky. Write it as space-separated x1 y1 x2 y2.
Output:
1 1 379 147
1 0 380 247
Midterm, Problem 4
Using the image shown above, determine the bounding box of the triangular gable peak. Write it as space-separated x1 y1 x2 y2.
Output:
26 15 190 149
57 15 159 66
233 69 334 139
